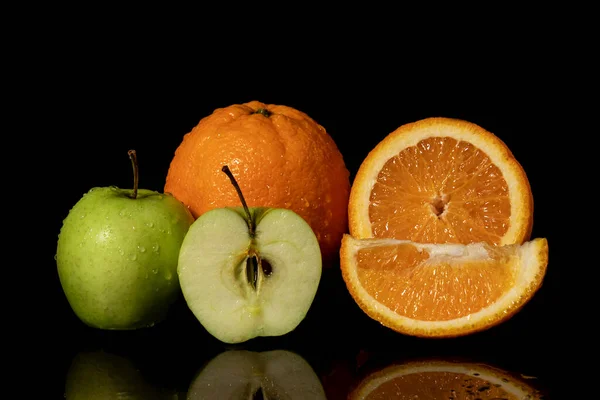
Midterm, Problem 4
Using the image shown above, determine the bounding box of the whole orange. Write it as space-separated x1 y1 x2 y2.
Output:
164 101 350 266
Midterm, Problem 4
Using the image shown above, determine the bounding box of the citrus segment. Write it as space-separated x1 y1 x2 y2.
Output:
349 117 533 246
340 234 548 337
350 359 544 399
354 242 514 321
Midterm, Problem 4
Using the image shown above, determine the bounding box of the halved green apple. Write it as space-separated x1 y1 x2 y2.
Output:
177 166 322 344
187 350 327 399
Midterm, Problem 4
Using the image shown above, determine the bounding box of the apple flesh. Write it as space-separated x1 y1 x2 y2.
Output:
56 186 194 329
187 349 327 399
178 206 322 344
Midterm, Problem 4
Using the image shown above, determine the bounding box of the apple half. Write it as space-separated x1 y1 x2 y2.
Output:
187 350 327 399
177 166 322 344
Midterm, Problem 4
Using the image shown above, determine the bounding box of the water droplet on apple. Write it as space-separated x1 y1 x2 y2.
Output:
146 222 154 228
138 245 146 253
80 214 85 219
152 268 158 274
129 254 137 261
118 248 124 255
302 198 310 207
119 210 125 216
158 195 164 200
325 194 332 204
53 254 57 261
110 185 118 191
152 244 160 253
132 226 136 231
165 273 172 280
167 229 172 235
284 202 292 208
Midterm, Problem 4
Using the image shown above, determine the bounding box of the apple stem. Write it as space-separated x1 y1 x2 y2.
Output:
128 149 139 199
222 165 255 236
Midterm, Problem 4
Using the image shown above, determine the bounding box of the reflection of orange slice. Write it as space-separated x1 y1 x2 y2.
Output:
340 235 548 337
349 359 544 399
348 117 533 246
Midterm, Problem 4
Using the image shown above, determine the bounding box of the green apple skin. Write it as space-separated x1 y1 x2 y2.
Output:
64 350 173 400
178 206 322 344
56 186 194 330
187 350 327 399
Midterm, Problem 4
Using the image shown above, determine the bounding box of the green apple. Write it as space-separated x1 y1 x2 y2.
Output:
177 166 322 344
64 350 176 400
56 150 194 330
187 350 327 399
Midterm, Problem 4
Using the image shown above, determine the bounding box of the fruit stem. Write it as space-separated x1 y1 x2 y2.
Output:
254 108 272 117
222 165 254 236
127 149 139 199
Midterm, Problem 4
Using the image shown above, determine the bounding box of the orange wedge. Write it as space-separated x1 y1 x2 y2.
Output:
349 359 544 399
340 234 548 338
348 117 533 246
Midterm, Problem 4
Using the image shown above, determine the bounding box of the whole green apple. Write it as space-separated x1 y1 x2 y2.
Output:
177 166 322 343
64 350 172 400
56 150 194 330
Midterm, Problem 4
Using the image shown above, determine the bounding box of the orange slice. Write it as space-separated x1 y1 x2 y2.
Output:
349 359 544 399
340 234 548 337
348 117 533 246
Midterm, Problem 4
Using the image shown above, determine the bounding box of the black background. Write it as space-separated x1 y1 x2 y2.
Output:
28 16 577 399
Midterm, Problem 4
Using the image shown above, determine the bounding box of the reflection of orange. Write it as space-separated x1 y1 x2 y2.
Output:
320 359 356 400
341 235 548 337
164 101 350 265
349 359 544 399
348 117 533 246
321 350 372 400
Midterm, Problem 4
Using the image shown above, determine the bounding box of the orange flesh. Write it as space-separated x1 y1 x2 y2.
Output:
369 137 511 245
356 244 515 321
363 371 521 399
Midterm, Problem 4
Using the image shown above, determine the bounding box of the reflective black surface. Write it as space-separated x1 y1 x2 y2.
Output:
50 264 562 398
37 40 569 398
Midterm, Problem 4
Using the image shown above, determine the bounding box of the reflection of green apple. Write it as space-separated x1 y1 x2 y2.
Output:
187 350 327 399
178 166 322 344
56 150 194 329
64 350 174 400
